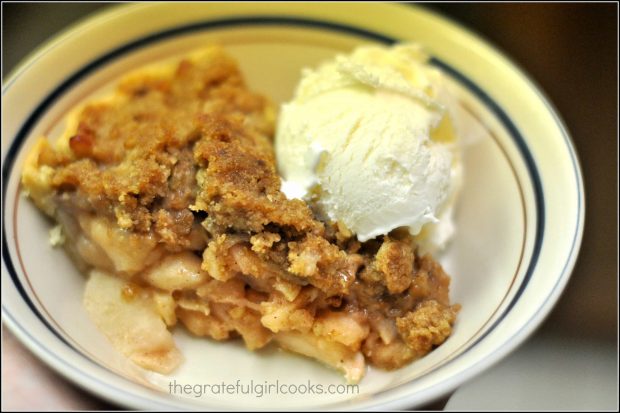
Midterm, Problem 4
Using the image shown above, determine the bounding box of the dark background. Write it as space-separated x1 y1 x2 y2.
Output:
2 2 617 408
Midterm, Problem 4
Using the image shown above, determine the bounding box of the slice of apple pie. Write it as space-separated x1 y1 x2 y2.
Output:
22 46 458 383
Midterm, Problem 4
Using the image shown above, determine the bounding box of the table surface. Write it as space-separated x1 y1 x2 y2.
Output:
2 3 617 410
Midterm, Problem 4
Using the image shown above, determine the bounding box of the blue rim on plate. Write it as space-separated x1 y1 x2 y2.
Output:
1 15 582 410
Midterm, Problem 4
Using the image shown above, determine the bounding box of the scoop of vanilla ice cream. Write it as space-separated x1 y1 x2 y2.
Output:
276 44 462 251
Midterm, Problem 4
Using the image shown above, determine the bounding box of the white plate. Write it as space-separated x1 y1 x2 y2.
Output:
1 3 584 410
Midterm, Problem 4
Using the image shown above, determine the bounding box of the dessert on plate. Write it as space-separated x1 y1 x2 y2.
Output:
22 44 461 383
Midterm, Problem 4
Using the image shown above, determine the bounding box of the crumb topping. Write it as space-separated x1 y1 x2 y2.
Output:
23 46 459 378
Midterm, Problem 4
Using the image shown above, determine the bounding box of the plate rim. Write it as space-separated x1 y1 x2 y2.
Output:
1 4 585 410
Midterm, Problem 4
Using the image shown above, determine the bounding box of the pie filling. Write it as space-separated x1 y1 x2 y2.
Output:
22 47 459 383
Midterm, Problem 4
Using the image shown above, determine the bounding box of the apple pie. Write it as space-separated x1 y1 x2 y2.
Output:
22 46 459 383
